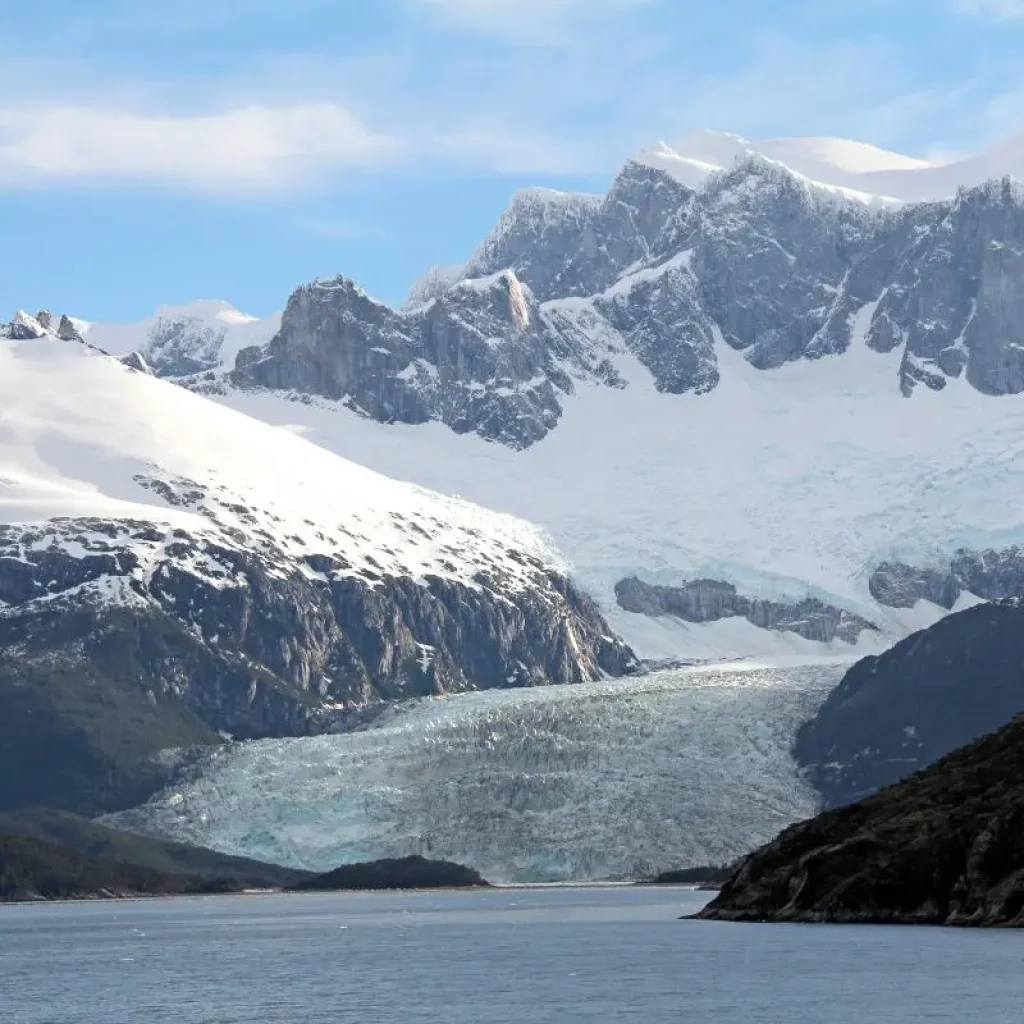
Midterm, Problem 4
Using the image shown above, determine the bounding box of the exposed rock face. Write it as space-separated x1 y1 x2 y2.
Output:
233 272 604 448
56 315 84 342
2 311 48 340
871 180 1024 395
869 546 1024 609
212 162 1024 448
1 310 90 346
614 576 877 644
143 313 229 377
868 561 961 609
794 602 1024 808
120 351 154 375
0 507 636 816
461 164 695 301
698 712 1024 927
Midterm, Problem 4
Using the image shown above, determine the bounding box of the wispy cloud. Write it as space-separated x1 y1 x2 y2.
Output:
409 0 657 42
0 104 400 192
0 0 1020 196
953 0 1024 18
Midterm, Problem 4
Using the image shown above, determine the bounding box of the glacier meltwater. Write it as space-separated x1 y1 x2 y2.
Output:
108 665 844 883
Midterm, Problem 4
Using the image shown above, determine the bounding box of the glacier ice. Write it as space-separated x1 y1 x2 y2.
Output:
107 665 843 883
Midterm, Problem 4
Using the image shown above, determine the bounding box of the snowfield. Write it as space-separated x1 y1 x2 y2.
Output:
0 336 564 591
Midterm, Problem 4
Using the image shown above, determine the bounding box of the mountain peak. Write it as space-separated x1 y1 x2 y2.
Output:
633 128 1024 203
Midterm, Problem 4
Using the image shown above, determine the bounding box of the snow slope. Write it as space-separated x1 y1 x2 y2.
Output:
0 335 563 590
637 128 1024 202
107 663 842 882
214 313 1024 660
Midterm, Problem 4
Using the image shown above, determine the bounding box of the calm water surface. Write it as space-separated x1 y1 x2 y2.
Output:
2 887 1023 1023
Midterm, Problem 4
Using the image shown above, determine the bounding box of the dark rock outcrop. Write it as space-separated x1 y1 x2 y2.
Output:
233 272 596 449
869 545 1024 609
868 561 961 609
698 712 1024 927
290 854 488 892
121 351 154 374
795 601 1024 808
461 163 696 302
56 314 84 342
614 576 877 644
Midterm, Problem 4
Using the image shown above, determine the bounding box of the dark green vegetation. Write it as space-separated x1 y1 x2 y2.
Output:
0 811 310 890
795 601 1024 808
290 855 489 892
0 833 242 903
699 714 1024 926
0 602 316 817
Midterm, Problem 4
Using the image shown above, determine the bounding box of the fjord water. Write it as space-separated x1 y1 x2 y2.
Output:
3 889 1023 1024
108 665 842 881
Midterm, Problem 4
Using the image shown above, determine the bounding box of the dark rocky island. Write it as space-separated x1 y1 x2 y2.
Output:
290 855 489 892
697 713 1024 927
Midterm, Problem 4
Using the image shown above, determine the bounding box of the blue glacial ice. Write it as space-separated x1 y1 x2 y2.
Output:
107 665 843 883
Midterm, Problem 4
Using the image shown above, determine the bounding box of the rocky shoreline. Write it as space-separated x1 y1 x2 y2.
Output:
697 713 1024 928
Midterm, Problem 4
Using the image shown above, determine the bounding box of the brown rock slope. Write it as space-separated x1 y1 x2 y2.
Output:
698 714 1024 926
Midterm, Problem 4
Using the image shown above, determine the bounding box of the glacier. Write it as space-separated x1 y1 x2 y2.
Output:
106 663 844 883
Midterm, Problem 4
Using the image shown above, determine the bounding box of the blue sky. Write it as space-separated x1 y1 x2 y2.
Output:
2 0 1023 321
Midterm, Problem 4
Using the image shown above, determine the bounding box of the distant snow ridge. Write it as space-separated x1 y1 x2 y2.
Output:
74 300 281 377
106 664 842 883
635 128 1024 202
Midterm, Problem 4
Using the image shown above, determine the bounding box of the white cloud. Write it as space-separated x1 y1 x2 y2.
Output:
410 0 655 41
953 0 1024 17
0 104 400 192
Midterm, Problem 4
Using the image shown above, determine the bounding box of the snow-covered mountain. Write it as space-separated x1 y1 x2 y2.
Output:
75 300 280 377
636 128 1024 203
10 129 1024 665
0 332 634 814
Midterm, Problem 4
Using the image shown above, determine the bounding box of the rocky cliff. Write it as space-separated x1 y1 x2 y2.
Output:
794 601 1024 808
698 711 1024 927
614 576 877 645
